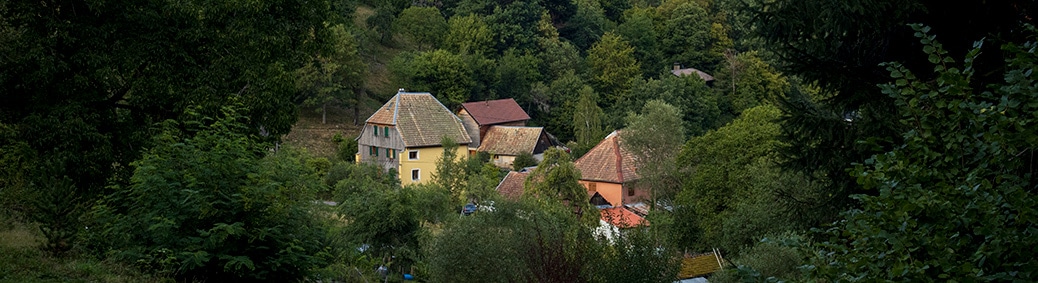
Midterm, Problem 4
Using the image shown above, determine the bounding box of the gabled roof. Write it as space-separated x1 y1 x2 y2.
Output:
600 206 649 228
671 67 715 82
477 126 544 156
365 91 472 147
460 98 531 125
574 131 640 183
495 171 529 201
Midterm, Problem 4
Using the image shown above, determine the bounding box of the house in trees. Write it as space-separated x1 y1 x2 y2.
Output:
457 98 531 152
357 89 471 185
573 130 649 207
671 63 715 86
477 126 564 169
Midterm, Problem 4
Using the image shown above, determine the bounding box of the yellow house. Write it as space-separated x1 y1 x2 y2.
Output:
357 90 472 185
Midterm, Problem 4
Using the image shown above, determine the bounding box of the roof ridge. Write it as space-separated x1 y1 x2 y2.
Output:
392 92 400 124
613 134 624 183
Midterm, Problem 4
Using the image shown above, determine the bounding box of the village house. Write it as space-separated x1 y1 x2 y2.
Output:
573 130 650 207
356 90 471 185
457 98 530 153
671 63 715 87
477 126 563 168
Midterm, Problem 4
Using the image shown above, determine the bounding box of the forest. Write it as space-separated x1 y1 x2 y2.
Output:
1 0 1037 282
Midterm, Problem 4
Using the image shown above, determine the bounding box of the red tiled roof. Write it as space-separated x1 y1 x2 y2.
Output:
600 206 649 228
574 131 640 183
365 92 472 147
460 98 531 125
477 126 543 156
496 171 529 201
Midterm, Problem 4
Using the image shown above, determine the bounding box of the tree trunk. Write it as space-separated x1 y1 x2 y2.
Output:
322 102 327 124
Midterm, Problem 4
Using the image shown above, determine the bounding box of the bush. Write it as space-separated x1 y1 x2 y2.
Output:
336 134 358 162
85 110 330 281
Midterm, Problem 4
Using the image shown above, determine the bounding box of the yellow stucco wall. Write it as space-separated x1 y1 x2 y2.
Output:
399 145 469 186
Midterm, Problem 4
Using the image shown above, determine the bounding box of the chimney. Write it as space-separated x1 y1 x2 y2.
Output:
398 88 405 93
673 62 682 71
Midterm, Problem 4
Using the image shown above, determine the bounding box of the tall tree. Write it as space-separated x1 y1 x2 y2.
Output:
394 6 448 50
572 86 606 152
620 100 685 207
296 24 367 124
390 49 475 109
444 14 495 55
587 32 641 117
524 148 595 223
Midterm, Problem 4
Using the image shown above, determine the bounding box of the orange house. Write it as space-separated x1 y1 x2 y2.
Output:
573 131 649 207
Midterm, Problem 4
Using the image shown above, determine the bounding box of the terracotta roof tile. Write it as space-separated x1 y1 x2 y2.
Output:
574 131 640 183
460 98 531 125
477 126 543 156
365 92 472 147
600 206 649 228
496 171 529 201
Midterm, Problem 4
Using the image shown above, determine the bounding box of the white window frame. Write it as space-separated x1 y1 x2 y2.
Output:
411 168 420 181
408 150 419 160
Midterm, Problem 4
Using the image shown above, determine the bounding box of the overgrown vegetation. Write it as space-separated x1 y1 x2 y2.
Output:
2 0 1035 281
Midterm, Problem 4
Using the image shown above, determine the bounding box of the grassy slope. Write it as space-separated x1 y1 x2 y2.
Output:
283 4 405 160
0 219 173 283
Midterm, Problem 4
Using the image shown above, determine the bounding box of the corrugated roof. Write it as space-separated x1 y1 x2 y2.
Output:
496 171 529 201
678 252 724 279
574 131 640 183
600 206 649 228
460 98 531 125
365 92 472 147
477 126 543 156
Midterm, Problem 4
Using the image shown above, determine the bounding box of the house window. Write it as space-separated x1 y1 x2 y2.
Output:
384 126 390 137
587 182 597 192
627 187 635 196
408 150 419 160
373 125 378 136
411 169 420 181
388 149 395 159
369 146 375 156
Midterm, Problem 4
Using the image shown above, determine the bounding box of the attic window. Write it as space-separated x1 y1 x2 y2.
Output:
373 125 379 136
408 150 419 160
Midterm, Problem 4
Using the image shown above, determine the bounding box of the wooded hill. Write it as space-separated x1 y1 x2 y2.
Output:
1 0 1036 281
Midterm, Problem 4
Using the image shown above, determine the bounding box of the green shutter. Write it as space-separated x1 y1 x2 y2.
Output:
384 126 390 137
373 125 379 136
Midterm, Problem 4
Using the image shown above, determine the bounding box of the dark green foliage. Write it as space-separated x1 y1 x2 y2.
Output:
657 1 716 71
630 75 720 136
390 50 475 109
85 108 329 281
588 32 642 120
333 134 359 163
335 180 419 266
528 70 587 143
621 100 685 205
394 6 448 50
512 152 539 171
811 26 1038 282
524 148 595 223
572 86 606 151
617 8 664 78
598 227 682 283
424 199 601 282
1 0 332 252
559 0 614 51
494 49 543 102
753 0 1037 218
675 105 824 253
